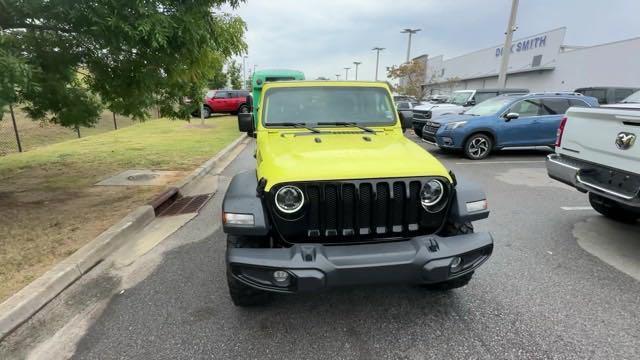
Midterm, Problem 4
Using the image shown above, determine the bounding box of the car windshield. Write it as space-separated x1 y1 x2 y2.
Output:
449 91 473 106
263 87 396 126
465 97 515 116
621 90 640 103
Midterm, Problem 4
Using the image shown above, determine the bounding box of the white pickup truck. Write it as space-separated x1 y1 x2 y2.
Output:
547 90 640 222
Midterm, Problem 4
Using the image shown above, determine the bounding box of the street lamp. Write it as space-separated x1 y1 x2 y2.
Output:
353 61 362 80
344 67 351 80
242 55 248 89
372 47 385 81
335 74 341 80
497 0 519 88
401 28 421 63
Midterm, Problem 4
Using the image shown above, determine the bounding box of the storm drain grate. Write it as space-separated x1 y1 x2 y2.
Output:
158 194 211 217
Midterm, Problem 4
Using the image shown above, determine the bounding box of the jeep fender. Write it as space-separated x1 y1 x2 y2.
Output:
449 179 490 222
222 170 270 236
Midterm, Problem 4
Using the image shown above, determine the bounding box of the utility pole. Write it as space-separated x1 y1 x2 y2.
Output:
497 0 519 88
344 67 351 80
335 74 341 80
353 61 361 80
401 28 421 63
372 47 385 81
242 55 248 89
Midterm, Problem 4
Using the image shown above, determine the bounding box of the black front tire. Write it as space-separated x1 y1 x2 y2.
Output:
464 133 493 160
226 235 271 306
589 193 639 223
201 106 212 118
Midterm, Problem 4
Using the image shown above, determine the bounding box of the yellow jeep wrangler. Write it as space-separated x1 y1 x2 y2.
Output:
222 81 493 306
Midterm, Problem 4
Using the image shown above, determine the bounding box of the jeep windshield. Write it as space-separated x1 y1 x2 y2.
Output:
262 87 396 128
449 91 474 106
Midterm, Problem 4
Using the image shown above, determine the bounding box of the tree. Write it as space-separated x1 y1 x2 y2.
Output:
386 59 427 101
0 0 247 127
227 59 242 89
207 57 228 89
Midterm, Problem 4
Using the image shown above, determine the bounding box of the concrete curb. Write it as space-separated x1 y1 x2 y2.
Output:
173 134 248 190
0 133 248 340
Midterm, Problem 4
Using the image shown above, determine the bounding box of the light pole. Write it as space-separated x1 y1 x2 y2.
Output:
242 55 248 89
353 61 361 80
497 0 519 88
401 28 421 63
335 74 341 80
372 47 385 81
344 67 351 80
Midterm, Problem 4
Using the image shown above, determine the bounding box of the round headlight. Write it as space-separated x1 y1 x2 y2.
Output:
275 185 304 213
420 180 445 210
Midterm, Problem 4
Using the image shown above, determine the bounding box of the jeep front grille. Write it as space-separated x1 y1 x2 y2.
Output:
268 178 451 244
412 110 432 120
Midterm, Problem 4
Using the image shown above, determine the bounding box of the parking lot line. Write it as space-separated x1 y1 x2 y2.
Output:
561 206 594 211
454 160 546 165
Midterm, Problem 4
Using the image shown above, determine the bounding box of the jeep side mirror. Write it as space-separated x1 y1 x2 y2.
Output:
504 112 519 121
238 112 255 136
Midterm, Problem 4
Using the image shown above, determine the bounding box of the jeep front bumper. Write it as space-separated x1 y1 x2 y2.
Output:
227 232 493 293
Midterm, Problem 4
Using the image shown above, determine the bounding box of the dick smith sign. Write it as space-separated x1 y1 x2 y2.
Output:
495 35 547 57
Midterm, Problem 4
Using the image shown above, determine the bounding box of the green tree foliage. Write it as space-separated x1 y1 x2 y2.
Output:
0 0 247 126
387 60 427 101
227 59 242 89
207 57 228 89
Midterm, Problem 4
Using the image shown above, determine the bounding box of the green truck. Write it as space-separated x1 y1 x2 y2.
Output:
248 69 305 122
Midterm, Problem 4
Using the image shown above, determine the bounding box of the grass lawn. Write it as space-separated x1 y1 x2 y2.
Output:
0 115 240 302
0 108 138 156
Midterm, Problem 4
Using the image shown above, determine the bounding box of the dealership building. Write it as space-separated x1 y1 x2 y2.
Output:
417 27 640 94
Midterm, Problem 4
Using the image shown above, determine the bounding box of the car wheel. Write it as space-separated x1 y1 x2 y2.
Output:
226 234 271 306
238 104 249 114
588 193 639 223
464 133 492 160
201 106 211 118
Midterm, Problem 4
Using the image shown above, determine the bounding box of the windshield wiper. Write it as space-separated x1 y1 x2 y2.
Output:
317 121 375 133
268 122 320 133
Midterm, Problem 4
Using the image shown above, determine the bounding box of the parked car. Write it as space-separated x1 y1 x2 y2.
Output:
393 94 417 103
412 88 528 137
193 89 250 118
547 90 640 223
223 80 494 306
428 94 450 103
422 92 598 160
396 100 420 130
574 86 639 105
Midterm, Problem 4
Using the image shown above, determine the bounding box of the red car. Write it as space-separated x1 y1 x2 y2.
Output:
196 90 250 118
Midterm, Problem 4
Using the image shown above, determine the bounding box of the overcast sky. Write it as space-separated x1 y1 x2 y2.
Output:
227 0 640 81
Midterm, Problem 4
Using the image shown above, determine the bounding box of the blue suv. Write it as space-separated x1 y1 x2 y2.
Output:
422 92 599 160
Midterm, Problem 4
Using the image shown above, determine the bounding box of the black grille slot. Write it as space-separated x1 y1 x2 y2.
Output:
307 185 320 236
392 182 405 232
375 183 389 234
408 181 421 231
324 185 338 236
342 184 356 236
359 183 372 234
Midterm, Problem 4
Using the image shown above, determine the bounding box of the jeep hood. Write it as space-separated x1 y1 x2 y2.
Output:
257 130 451 191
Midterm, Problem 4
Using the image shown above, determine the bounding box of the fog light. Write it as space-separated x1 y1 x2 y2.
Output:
223 213 254 225
450 257 462 272
273 270 290 283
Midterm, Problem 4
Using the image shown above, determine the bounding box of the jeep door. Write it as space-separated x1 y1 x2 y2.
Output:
498 98 545 146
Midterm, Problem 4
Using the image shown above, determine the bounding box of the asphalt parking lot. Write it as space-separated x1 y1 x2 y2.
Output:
2 134 640 360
